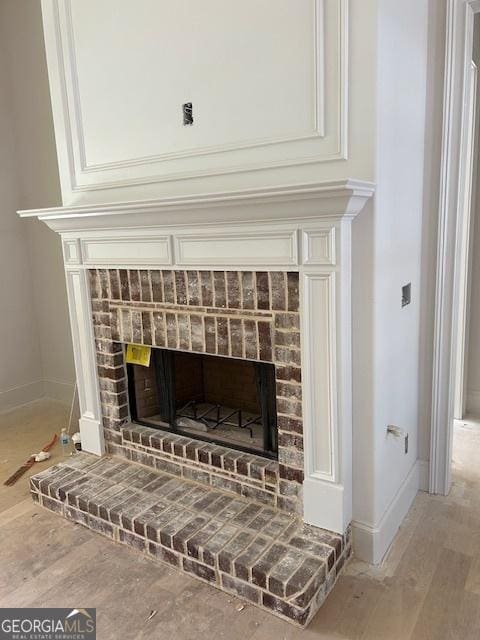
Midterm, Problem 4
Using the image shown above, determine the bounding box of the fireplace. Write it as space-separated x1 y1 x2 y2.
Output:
23 180 374 624
128 348 278 457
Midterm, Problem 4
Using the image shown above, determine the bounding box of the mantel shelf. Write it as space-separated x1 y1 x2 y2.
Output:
18 179 375 234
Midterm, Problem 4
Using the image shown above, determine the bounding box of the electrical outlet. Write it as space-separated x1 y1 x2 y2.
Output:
402 283 411 307
183 102 193 126
404 433 408 454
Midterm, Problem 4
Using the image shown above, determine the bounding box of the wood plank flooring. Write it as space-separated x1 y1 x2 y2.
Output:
1 400 479 639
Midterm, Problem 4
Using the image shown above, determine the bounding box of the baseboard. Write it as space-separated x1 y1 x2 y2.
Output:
352 459 422 564
0 380 44 414
417 459 429 492
466 390 480 417
43 379 75 406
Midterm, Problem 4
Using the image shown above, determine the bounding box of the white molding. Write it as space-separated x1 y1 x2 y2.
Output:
81 236 172 266
18 179 375 233
302 228 336 265
62 238 81 264
301 218 353 534
352 459 422 564
0 380 45 414
302 272 337 480
174 230 298 268
41 0 348 198
65 268 104 456
430 0 479 495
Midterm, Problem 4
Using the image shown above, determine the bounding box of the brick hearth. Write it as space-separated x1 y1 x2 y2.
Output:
31 453 351 626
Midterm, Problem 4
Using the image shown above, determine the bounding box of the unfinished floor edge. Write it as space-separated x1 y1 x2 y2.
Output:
30 453 352 627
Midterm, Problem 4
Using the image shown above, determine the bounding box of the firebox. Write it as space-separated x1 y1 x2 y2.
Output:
127 348 278 458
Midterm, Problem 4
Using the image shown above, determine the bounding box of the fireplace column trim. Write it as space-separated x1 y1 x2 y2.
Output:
64 257 104 456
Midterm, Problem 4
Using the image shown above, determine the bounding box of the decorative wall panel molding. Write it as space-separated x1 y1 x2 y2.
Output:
174 231 298 267
41 0 348 202
81 236 172 266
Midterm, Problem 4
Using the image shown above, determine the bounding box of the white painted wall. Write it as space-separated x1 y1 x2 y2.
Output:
0 21 43 411
0 0 75 407
352 0 433 563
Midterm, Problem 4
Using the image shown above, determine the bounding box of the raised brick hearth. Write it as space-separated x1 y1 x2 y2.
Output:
31 453 351 626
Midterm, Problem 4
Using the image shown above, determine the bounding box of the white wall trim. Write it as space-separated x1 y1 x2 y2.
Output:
0 380 45 414
352 459 423 564
430 0 480 495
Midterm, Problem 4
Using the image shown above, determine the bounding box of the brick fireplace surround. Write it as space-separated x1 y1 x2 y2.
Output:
22 180 374 627
94 268 304 513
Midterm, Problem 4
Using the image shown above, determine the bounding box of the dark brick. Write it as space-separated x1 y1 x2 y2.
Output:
98 269 110 299
89 270 100 300
241 272 255 309
108 270 121 300
256 272 270 310
213 272 226 308
190 315 204 351
166 313 178 348
183 557 216 582
234 535 271 581
270 272 286 310
287 273 300 312
162 271 175 304
172 515 208 553
175 271 188 305
262 592 310 626
142 311 152 345
279 465 304 484
252 543 289 588
119 528 146 552
178 314 190 349
187 271 200 305
226 272 241 309
204 316 216 354
229 318 243 357
216 317 229 356
148 542 180 567
151 270 163 302
275 313 300 332
153 312 165 347
119 270 130 301
140 270 152 302
200 271 213 307
129 270 141 301
258 322 272 361
275 330 301 348
221 573 260 603
243 320 258 360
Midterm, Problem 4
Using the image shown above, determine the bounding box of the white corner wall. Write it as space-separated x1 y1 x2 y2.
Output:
0 0 75 408
352 0 433 564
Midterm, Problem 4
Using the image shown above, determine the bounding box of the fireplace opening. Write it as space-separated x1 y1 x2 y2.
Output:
127 348 278 458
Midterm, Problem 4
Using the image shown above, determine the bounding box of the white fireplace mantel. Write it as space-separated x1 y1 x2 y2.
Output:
19 178 374 535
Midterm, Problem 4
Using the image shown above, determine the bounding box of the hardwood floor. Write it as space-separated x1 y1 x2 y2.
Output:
1 400 479 639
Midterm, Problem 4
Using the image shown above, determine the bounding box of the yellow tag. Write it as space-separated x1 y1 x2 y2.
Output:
125 344 151 367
